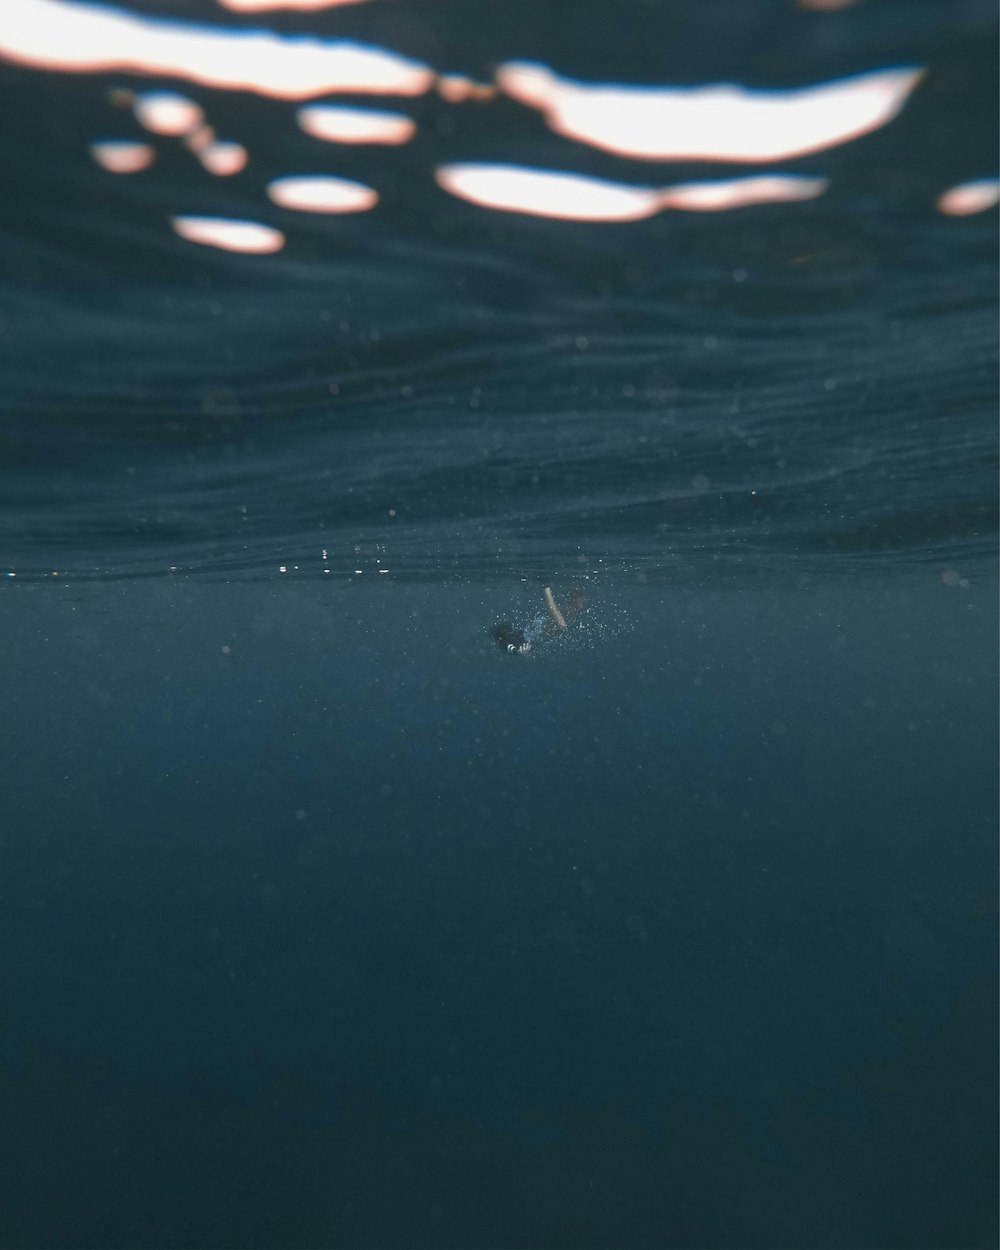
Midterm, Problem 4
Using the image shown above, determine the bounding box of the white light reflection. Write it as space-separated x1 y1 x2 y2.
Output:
936 179 1000 217
437 165 659 222
496 62 924 162
172 216 285 252
90 140 155 173
437 164 828 222
297 104 415 145
133 90 203 136
267 175 379 213
0 0 434 99
659 174 828 212
187 131 248 176
5 0 971 258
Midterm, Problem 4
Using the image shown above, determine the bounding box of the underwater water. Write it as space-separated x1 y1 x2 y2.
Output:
0 1 996 1247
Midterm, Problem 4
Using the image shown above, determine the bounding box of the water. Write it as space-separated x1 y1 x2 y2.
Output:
0 2 996 1247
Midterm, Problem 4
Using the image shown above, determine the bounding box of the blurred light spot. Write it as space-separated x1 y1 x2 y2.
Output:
797 0 864 8
133 90 203 136
437 164 662 222
172 215 285 253
186 127 248 175
937 178 1000 216
198 141 248 176
267 175 378 213
0 0 434 99
660 174 827 211
496 61 923 162
437 164 828 221
90 140 155 172
297 103 415 144
437 74 496 103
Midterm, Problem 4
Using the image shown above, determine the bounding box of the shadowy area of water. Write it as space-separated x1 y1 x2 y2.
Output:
0 574 995 1247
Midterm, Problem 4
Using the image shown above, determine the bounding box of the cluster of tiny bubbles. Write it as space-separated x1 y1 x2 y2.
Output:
504 572 635 658
556 596 636 655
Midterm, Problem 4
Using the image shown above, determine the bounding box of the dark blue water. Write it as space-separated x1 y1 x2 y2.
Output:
0 2 996 1247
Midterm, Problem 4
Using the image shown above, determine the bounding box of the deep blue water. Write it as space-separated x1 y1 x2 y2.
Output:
0 1 996 1247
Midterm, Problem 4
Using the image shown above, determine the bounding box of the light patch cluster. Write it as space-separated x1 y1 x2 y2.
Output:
0 0 991 251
